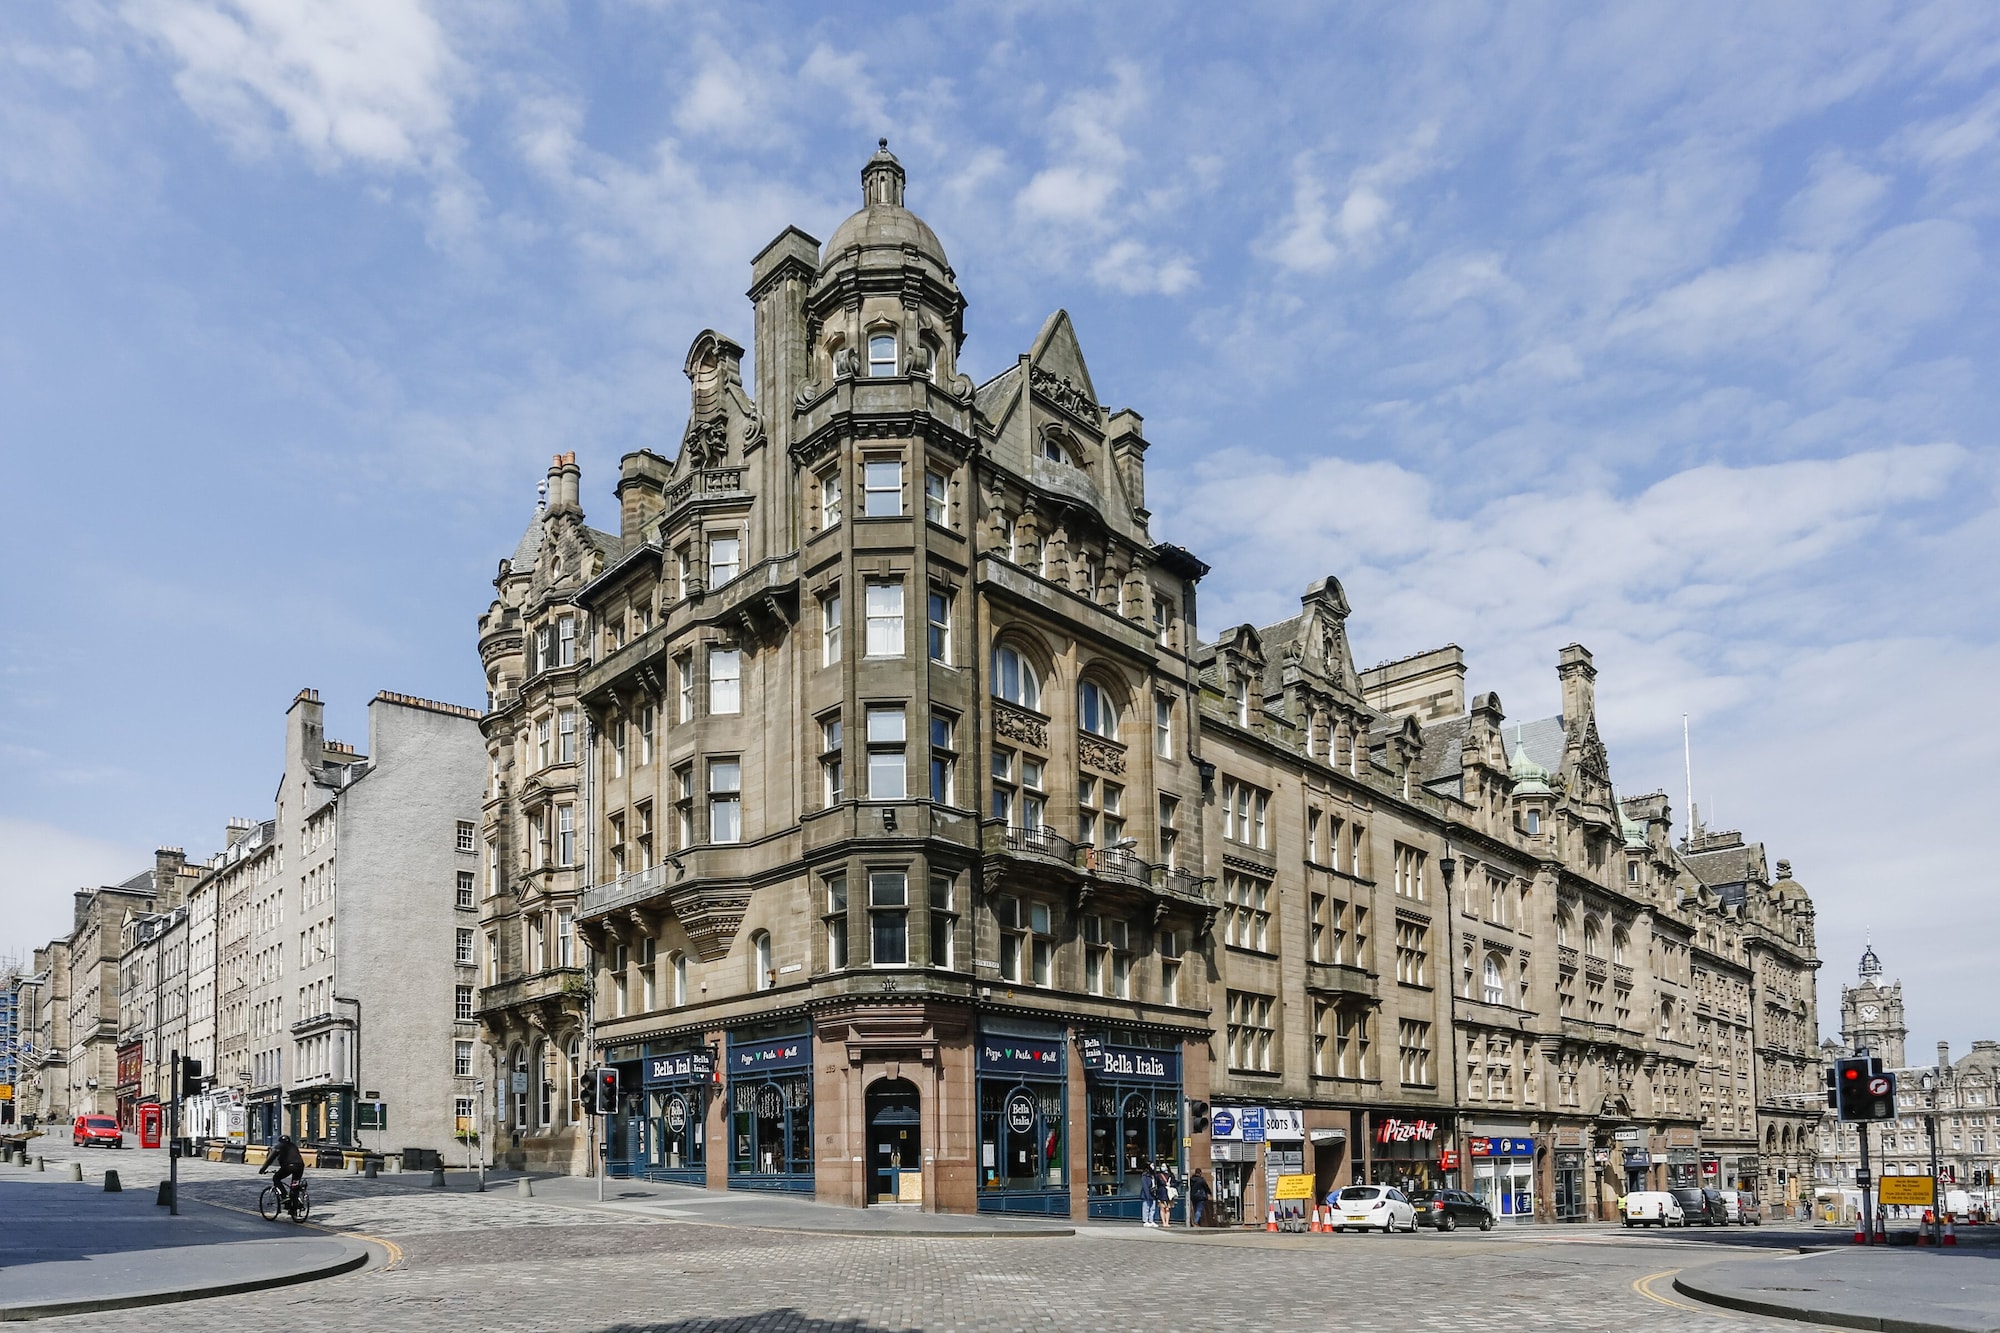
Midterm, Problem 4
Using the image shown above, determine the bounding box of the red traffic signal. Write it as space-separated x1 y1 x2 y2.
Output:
593 1066 620 1114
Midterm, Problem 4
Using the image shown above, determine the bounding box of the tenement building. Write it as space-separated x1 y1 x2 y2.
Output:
530 145 1822 1220
473 452 615 1172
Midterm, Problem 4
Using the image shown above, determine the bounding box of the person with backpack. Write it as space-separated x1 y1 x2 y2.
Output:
1139 1161 1160 1226
1189 1169 1213 1227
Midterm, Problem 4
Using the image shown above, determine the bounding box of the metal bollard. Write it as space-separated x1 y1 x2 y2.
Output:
429 1166 447 1188
68 1161 83 1182
37 1156 47 1172
156 1180 175 1207
364 1161 378 1180
104 1169 122 1192
516 1177 534 1198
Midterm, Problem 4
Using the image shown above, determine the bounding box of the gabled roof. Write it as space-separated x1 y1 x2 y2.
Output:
975 362 1023 421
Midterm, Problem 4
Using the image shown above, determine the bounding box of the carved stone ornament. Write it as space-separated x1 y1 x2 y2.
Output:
1078 735 1127 775
832 346 860 379
992 701 1049 750
1029 365 1103 425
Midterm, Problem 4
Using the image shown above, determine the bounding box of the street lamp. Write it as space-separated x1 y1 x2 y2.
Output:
1920 1069 1944 1247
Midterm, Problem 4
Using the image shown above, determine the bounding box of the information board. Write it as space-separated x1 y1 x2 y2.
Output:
1879 1176 1936 1206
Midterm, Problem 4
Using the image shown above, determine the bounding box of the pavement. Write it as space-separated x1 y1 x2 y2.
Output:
11 1143 2000 1332
0 1169 369 1321
1675 1246 2000 1333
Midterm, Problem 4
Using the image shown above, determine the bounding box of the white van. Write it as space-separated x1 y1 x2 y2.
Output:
1624 1191 1685 1227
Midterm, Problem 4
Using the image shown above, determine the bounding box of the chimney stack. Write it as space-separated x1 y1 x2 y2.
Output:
1939 1041 1951 1069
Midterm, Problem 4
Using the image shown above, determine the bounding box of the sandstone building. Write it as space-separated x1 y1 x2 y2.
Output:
482 145 1828 1220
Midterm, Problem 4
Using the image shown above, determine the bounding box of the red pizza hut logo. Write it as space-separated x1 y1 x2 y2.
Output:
1376 1118 1438 1143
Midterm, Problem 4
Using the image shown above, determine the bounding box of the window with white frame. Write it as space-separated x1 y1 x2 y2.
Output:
1154 693 1173 757
456 870 475 910
990 748 1045 830
640 703 655 766
927 590 951 664
709 647 742 714
924 470 948 525
557 910 573 968
1227 990 1274 1072
867 333 896 377
752 930 773 990
1221 779 1269 849
869 870 908 965
671 951 687 1006
929 713 956 805
1394 920 1428 986
820 469 842 528
536 716 552 768
1079 679 1118 737
819 714 844 805
862 458 903 516
708 759 742 843
558 615 577 666
1157 792 1179 868
455 1040 474 1077
556 805 575 866
709 534 740 587
991 643 1040 708
676 653 695 722
865 581 904 657
456 927 475 965
865 705 906 799
611 716 626 776
823 876 848 970
456 820 477 854
996 895 1052 985
1078 775 1123 849
1393 844 1427 901
455 984 474 1020
557 708 576 763
1161 928 1186 1004
1398 1019 1434 1086
928 874 956 969
821 591 842 665
1222 873 1272 951
1083 914 1132 998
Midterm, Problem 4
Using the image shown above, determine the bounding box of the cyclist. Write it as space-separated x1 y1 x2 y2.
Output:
260 1134 306 1206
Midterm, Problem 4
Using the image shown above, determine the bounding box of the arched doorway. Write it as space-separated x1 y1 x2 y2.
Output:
866 1078 921 1205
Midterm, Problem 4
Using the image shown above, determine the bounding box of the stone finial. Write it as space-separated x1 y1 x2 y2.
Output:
862 138 905 208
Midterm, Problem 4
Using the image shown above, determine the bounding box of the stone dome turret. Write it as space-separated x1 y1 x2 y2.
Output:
819 140 958 293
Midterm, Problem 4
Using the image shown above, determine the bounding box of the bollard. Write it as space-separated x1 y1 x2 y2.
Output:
156 1180 174 1207
37 1156 47 1172
430 1166 447 1188
364 1161 378 1180
348 1159 362 1175
516 1177 534 1198
68 1161 83 1182
104 1169 122 1192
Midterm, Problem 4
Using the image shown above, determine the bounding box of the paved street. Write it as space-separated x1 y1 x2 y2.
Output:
6 1144 1874 1332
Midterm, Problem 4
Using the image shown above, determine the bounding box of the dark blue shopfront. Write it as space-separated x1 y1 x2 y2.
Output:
728 1031 814 1193
641 1048 713 1186
1085 1041 1183 1221
976 1027 1069 1216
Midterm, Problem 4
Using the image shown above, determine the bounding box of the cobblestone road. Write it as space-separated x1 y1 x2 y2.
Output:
24 1146 1804 1332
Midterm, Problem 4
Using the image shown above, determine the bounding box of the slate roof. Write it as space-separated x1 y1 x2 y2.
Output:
1503 716 1568 776
1683 842 1764 892
1417 717 1469 790
975 362 1023 421
510 510 545 568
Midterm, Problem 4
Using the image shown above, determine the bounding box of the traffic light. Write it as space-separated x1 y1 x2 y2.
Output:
1833 1057 1895 1121
1187 1099 1210 1134
592 1066 620 1115
181 1056 203 1091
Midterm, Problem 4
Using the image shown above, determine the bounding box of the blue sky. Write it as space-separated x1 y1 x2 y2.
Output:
3 2 1996 1056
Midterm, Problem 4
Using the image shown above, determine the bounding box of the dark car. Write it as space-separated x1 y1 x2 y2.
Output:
1671 1186 1728 1225
1409 1188 1495 1231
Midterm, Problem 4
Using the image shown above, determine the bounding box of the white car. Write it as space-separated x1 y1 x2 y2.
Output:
1623 1191 1686 1227
1331 1184 1418 1233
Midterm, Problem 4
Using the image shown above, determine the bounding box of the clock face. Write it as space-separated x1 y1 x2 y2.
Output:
1859 1004 1880 1022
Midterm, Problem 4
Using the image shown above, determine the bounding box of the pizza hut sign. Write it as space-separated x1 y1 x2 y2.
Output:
1376 1118 1438 1144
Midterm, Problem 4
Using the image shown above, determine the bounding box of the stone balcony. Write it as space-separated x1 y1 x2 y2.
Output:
1305 961 1378 1000
980 821 1213 917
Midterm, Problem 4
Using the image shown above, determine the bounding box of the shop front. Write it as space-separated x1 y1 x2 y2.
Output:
1668 1147 1699 1190
288 1084 352 1149
247 1090 281 1145
975 1023 1069 1216
1468 1135 1536 1222
1084 1039 1182 1221
1369 1113 1451 1192
641 1046 713 1186
1623 1146 1654 1192
1208 1106 1259 1227
727 1029 814 1192
602 1047 645 1177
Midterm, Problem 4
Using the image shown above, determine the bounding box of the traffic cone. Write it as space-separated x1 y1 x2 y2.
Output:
1875 1212 1888 1245
1267 1207 1278 1233
1314 1206 1327 1233
1920 1210 1935 1244
1944 1214 1957 1246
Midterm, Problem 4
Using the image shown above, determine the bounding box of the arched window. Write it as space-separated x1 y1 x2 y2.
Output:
868 334 897 378
1556 910 1571 947
1079 680 1118 737
752 931 773 991
565 1035 582 1124
671 951 687 1007
1612 927 1629 965
537 1038 553 1127
992 644 1041 709
1482 955 1506 1006
511 1044 530 1129
1583 917 1602 959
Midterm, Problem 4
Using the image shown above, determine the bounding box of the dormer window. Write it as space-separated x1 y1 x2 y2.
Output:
868 334 897 377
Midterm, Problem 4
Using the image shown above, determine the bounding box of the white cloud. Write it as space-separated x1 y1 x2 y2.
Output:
120 0 464 171
1264 125 1442 275
1782 151 1891 251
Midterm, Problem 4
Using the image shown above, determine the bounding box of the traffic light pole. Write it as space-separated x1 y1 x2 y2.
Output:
1858 1121 1874 1242
168 1047 179 1217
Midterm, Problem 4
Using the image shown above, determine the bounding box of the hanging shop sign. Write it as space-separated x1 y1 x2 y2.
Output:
1592 1148 1611 1166
646 1050 716 1083
1095 1045 1180 1082
1077 1033 1105 1071
977 1038 1064 1075
1438 1149 1461 1170
1376 1118 1438 1144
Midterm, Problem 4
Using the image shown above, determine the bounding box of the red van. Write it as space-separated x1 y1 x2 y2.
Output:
72 1114 124 1149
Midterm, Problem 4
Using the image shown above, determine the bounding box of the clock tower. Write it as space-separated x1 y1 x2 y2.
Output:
1840 940 1907 1067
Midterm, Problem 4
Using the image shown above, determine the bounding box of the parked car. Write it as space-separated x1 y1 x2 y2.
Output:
1719 1190 1762 1225
1623 1191 1686 1227
1330 1184 1418 1233
71 1114 123 1149
1672 1186 1729 1225
1408 1188 1495 1232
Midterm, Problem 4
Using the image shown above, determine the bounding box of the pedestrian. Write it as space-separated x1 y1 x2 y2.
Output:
1190 1169 1212 1227
1139 1161 1160 1226
1159 1163 1179 1226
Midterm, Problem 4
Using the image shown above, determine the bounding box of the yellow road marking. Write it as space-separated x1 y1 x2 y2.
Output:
1634 1268 1699 1312
183 1194 403 1269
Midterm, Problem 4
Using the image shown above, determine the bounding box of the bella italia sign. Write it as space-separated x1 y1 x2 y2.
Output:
1096 1046 1180 1083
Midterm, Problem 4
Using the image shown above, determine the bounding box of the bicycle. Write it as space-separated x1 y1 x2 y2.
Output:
258 1176 312 1223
